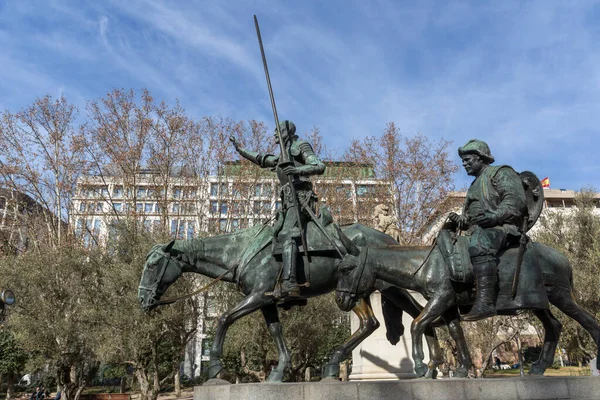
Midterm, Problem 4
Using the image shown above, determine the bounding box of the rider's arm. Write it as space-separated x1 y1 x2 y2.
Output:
236 146 279 168
296 142 325 176
493 168 527 223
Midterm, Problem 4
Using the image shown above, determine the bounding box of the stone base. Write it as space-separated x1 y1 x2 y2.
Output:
194 376 600 400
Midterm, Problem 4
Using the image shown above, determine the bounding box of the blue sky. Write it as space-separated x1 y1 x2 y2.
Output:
1 0 599 190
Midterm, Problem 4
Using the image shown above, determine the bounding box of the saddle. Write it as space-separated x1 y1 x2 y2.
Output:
271 206 358 257
437 230 549 313
235 207 359 287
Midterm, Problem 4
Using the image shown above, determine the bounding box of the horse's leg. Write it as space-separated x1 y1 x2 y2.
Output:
380 287 443 379
411 292 454 378
209 293 273 380
322 297 379 380
529 308 562 375
260 304 290 383
442 307 472 378
549 287 600 369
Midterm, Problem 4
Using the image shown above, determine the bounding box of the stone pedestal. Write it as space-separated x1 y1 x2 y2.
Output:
349 291 429 380
194 377 600 400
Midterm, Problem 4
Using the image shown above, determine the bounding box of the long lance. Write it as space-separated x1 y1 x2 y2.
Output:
254 15 311 284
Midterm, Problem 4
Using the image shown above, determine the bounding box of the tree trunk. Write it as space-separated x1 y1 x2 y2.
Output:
340 361 349 382
134 368 153 400
304 367 311 382
119 377 126 394
6 374 15 400
174 370 181 398
516 334 524 377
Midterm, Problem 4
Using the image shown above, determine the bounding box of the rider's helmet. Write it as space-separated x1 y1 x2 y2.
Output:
278 120 296 136
458 139 495 164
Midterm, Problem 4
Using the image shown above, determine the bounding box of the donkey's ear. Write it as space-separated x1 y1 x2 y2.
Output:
162 240 175 253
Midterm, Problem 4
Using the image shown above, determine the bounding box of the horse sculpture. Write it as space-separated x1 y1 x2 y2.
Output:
138 223 444 382
335 240 600 376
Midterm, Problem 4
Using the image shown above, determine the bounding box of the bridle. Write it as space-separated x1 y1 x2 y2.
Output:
139 248 179 307
140 245 237 307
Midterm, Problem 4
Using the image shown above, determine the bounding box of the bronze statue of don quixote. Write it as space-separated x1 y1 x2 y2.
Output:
137 16 600 384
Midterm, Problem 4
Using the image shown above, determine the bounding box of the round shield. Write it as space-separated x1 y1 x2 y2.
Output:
520 171 545 231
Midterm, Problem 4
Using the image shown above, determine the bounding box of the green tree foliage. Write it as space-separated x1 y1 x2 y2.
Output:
0 243 103 400
532 187 600 364
96 219 199 400
0 329 28 400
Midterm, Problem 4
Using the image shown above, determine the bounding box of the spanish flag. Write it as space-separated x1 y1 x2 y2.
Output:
541 177 550 188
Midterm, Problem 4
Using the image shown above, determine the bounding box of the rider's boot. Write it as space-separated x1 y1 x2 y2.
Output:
281 239 300 298
462 258 497 321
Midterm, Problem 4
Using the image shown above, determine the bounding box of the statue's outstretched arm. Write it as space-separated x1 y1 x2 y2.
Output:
230 137 278 168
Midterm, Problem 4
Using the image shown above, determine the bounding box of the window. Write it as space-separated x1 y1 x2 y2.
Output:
187 221 196 239
93 219 101 235
356 185 371 196
173 202 180 213
232 201 242 214
145 203 153 213
173 187 182 199
210 183 218 196
219 219 227 232
220 202 228 214
255 184 262 197
153 220 162 232
275 201 282 210
170 220 179 237
155 203 162 213
137 188 146 198
136 203 143 212
100 187 109 197
220 184 228 196
76 218 84 235
96 202 103 212
263 184 272 197
79 202 86 212
186 203 196 213
147 188 156 198
232 219 239 230
210 201 219 213
113 202 122 212
113 186 123 198
143 220 152 232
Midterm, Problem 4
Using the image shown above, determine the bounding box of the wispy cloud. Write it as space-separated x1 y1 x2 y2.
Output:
0 0 599 189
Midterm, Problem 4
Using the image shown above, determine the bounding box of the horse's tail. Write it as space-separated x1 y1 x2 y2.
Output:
381 294 404 346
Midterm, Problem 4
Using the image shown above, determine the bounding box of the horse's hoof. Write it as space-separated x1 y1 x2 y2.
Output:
266 370 284 383
414 364 428 378
203 378 230 386
529 362 546 375
208 360 224 379
454 366 469 378
425 368 438 379
322 363 340 379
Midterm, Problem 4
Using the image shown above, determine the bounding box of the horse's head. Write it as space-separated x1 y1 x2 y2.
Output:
138 240 182 312
335 252 373 312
